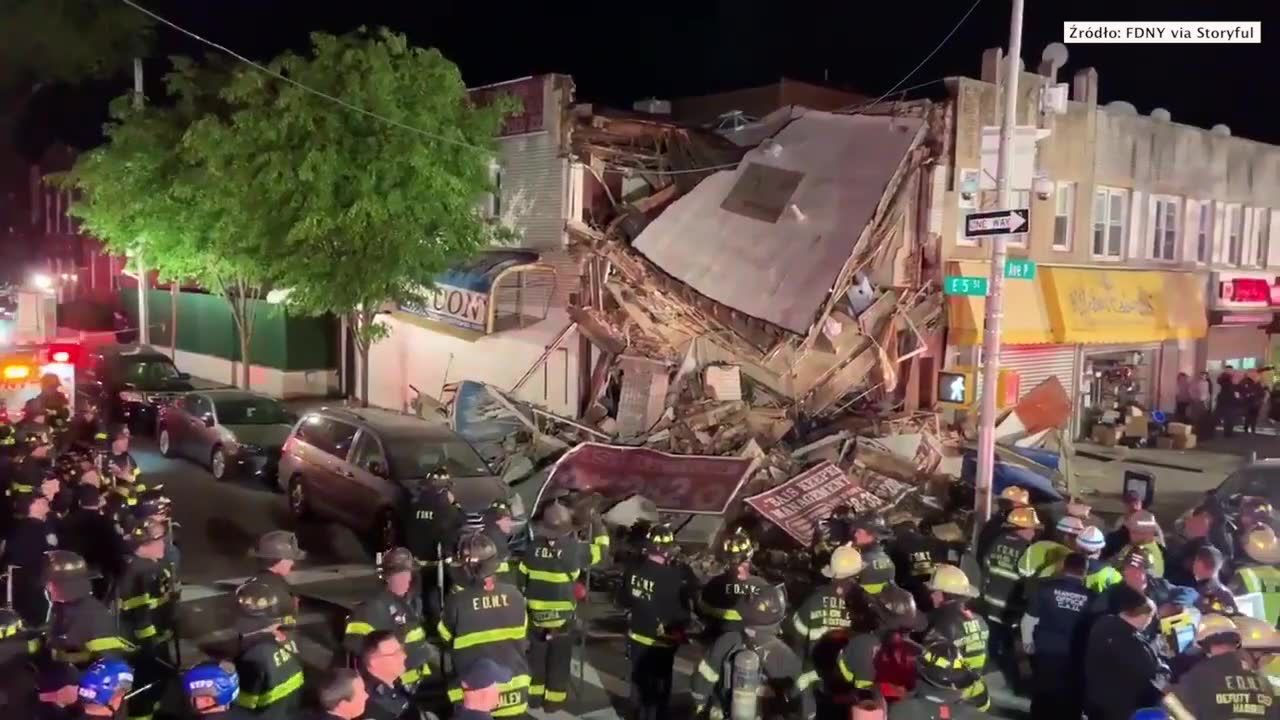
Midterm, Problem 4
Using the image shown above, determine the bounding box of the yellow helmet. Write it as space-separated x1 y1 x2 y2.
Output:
1235 616 1280 651
927 563 978 597
999 486 1031 507
1007 506 1042 530
1243 526 1280 565
1194 614 1241 646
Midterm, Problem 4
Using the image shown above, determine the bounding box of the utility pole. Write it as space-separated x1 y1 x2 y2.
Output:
974 0 1025 527
133 57 150 346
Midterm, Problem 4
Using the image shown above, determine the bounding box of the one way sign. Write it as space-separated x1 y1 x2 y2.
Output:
965 208 1030 239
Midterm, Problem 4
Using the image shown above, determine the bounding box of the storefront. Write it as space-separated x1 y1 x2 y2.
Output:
946 262 1206 438
1203 271 1276 374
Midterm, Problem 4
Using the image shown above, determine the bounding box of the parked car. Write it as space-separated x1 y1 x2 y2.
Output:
1178 459 1280 526
157 389 296 481
76 344 194 433
276 406 528 550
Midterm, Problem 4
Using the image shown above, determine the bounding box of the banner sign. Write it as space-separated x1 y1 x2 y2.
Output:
400 283 489 332
539 442 754 515
745 462 871 545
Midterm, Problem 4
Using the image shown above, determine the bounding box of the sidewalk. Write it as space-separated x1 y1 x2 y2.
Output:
1071 439 1247 523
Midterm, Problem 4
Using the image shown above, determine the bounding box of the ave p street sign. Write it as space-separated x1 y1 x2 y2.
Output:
965 208 1030 238
943 276 989 297
1005 258 1036 279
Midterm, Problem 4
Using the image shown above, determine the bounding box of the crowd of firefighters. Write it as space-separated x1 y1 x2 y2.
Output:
1 372 1280 719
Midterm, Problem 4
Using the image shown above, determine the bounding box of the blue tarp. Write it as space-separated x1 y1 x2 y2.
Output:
961 450 1063 503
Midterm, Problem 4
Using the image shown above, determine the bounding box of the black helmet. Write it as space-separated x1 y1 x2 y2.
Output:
740 579 786 627
234 581 285 633
43 550 95 601
917 639 976 690
482 500 512 525
128 516 167 548
719 527 755 564
455 531 500 579
873 585 925 631
644 523 677 557
380 547 417 575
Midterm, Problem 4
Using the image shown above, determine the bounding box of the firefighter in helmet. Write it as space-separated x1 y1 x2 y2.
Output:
1229 525 1280 627
620 523 696 720
232 580 304 718
697 527 765 637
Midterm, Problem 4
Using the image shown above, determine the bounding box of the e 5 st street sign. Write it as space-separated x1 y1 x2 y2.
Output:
943 276 990 297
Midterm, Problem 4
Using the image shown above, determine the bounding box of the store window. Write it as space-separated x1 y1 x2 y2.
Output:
1053 182 1074 250
1226 204 1244 266
1093 187 1127 259
1150 196 1180 260
1081 348 1157 434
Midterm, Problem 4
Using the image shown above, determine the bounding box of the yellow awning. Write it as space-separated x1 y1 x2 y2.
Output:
945 262 1207 346
1041 266 1207 344
946 261 1057 346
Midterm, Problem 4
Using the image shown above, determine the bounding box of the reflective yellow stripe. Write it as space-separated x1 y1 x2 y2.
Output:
236 670 304 708
860 582 887 594
136 625 158 639
27 639 40 654
452 625 527 650
797 670 819 690
1240 568 1262 593
532 618 567 629
345 621 375 636
437 621 453 642
988 567 1020 580
520 566 578 583
697 660 720 683
698 597 742 621
528 599 575 611
121 594 153 611
85 636 135 653
449 675 532 702
497 561 510 573
545 689 568 702
627 631 673 647
494 703 529 717
529 684 546 697
404 626 427 643
838 654 854 682
401 668 422 685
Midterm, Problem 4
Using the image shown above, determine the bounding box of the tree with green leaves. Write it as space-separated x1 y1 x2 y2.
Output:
60 58 288 390
194 28 513 405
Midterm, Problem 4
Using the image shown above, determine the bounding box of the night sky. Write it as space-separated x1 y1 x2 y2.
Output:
16 0 1280 157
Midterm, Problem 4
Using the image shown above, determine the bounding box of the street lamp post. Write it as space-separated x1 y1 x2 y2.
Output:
974 0 1026 529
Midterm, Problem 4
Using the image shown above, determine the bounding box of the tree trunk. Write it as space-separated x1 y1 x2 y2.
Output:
359 343 370 408
225 278 259 391
350 309 374 408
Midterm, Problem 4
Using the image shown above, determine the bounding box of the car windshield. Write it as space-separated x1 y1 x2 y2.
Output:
1216 465 1280 503
121 359 181 388
388 436 491 479
215 397 289 425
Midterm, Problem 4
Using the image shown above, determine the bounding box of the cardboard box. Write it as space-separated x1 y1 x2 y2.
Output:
1125 406 1144 418
1156 436 1175 449
1173 433 1197 450
1092 424 1123 447
1123 416 1150 438
1167 422 1193 437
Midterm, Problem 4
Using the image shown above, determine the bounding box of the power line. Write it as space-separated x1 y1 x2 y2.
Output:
119 0 491 153
833 77 947 114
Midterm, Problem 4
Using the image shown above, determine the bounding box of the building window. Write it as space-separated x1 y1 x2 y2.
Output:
1053 182 1074 250
1195 202 1212 264
1092 187 1127 259
955 169 979 247
1149 196 1179 260
1226 204 1244 266
1255 208 1271 267
485 162 504 219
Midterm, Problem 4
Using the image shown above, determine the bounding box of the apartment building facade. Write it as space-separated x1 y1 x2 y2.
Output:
937 48 1280 437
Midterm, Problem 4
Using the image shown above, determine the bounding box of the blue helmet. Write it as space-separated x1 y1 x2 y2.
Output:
1131 710 1170 720
78 657 133 706
183 661 240 708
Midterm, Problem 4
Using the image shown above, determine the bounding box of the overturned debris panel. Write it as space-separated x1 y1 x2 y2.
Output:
630 110 926 335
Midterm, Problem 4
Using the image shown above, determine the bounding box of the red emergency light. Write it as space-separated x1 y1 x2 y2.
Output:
43 343 79 365
1220 278 1271 304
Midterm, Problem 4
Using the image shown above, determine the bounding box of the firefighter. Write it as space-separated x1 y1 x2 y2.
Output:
691 577 816 720
870 586 927 703
887 639 991 720
44 550 134 668
1166 614 1274 720
356 631 415 720
4 491 59 625
60 485 125 600
620 523 695 720
1020 552 1093 720
104 426 143 506
246 531 304 631
1229 525 1280 627
480 500 518 586
342 547 433 688
0 608 39 718
66 403 109 452
849 515 896 596
1018 515 1084 579
789 545 866 719
978 505 1039 685
115 515 177 720
519 500 608 711
1235 615 1280 694
923 565 989 696
811 504 855 574
1238 496 1274 536
74 656 134 720
1108 509 1166 578
976 486 1030 562
697 527 764 636
183 660 254 719
1083 588 1168 720
1190 545 1238 615
1077 525 1123 592
438 532 531 719
231 580 304 718
888 515 962 613
402 469 465 616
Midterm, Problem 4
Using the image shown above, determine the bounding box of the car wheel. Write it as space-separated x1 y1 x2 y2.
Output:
288 475 312 519
210 446 230 481
375 509 400 552
158 427 175 458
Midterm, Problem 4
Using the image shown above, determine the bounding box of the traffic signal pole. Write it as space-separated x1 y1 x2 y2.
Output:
974 0 1025 530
